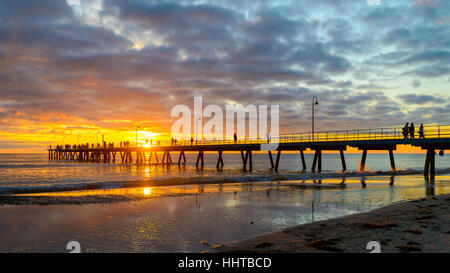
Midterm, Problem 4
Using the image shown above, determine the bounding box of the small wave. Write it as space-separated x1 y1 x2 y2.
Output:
1 168 449 195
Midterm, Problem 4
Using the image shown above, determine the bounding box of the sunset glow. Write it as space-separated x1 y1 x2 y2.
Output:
0 0 449 153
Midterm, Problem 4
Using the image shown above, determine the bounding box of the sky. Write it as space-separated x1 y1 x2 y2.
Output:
0 0 449 152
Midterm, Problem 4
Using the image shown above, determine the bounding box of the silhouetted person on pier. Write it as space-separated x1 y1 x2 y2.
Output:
190 137 194 145
402 123 409 139
266 131 270 144
419 124 425 139
410 123 415 139
234 133 237 143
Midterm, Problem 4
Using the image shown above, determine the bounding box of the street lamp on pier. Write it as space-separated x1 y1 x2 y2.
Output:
312 96 319 142
136 124 140 147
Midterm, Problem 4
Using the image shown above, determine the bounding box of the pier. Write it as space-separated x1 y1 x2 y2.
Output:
48 125 450 177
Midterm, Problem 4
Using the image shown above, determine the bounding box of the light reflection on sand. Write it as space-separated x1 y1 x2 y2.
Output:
0 175 449 252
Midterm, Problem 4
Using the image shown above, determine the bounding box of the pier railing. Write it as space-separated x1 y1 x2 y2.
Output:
183 124 450 146
50 124 450 149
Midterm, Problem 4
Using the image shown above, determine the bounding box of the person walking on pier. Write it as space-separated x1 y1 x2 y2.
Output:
190 137 194 145
419 124 425 139
234 133 237 143
266 131 270 144
402 122 409 139
409 123 415 140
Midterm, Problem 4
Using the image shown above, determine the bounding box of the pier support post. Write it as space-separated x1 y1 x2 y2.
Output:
300 150 306 171
313 150 322 173
311 150 322 173
248 150 253 172
268 151 274 169
340 150 347 172
242 151 249 170
195 151 200 168
150 151 159 163
359 149 367 172
178 151 186 166
311 151 317 172
274 150 281 172
162 151 167 165
216 150 224 169
424 149 435 177
201 151 204 170
167 151 172 164
196 151 204 170
388 149 396 171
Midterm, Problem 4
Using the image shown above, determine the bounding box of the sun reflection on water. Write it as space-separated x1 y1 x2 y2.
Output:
143 187 152 195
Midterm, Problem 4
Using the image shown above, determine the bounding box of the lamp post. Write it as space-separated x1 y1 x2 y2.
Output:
196 115 201 145
62 135 67 146
136 124 140 147
312 96 319 142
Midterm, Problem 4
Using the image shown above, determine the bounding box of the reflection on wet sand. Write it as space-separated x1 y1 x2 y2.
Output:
0 175 449 252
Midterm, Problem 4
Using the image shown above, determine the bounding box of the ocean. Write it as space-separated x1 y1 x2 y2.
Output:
0 152 448 194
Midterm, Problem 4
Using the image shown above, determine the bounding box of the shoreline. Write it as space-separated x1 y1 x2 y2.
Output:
0 181 346 205
1 168 448 195
215 194 450 253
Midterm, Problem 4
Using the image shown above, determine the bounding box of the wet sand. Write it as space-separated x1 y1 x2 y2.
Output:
217 194 450 253
0 176 448 252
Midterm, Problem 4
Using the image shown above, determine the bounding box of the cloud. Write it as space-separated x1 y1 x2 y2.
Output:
412 79 421 88
411 0 438 7
397 93 446 104
0 0 449 151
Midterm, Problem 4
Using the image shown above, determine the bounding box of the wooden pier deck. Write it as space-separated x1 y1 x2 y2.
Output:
48 125 450 177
